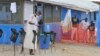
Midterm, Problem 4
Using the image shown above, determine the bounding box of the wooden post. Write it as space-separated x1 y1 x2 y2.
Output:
2 32 6 52
14 43 16 56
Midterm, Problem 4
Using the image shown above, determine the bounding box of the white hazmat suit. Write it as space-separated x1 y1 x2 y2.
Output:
24 14 38 50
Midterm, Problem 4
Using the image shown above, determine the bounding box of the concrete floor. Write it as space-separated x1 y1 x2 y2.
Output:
0 43 100 56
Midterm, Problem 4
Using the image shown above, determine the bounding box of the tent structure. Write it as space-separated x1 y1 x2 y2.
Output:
90 0 100 2
90 0 100 4
35 0 99 12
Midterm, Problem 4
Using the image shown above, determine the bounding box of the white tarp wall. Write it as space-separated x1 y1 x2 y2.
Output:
35 0 99 12
24 1 33 20
90 0 100 2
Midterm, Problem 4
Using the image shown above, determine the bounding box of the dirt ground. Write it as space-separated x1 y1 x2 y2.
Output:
0 43 100 56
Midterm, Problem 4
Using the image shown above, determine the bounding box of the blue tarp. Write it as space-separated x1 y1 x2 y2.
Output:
0 24 23 45
97 6 100 46
61 7 82 21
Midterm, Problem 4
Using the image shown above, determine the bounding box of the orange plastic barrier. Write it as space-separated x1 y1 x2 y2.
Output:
61 24 97 44
77 25 89 43
88 30 97 44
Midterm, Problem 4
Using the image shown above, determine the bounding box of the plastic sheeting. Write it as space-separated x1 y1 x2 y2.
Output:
0 24 23 45
77 25 89 43
61 9 72 33
97 6 100 46
53 24 62 42
36 0 99 12
90 0 100 2
43 24 53 32
43 23 62 42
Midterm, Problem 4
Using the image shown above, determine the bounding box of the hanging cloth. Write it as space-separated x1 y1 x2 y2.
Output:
10 2 17 13
61 9 72 33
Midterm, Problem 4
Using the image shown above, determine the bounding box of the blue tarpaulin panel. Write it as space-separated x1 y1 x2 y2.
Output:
61 7 82 21
61 7 67 21
43 24 53 32
0 24 23 45
97 6 100 46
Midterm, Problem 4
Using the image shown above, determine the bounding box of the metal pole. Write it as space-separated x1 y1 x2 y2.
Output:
2 32 6 52
14 43 16 56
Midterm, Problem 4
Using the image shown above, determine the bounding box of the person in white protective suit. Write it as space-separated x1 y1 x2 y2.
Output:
80 18 89 30
24 14 38 55
80 18 90 43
